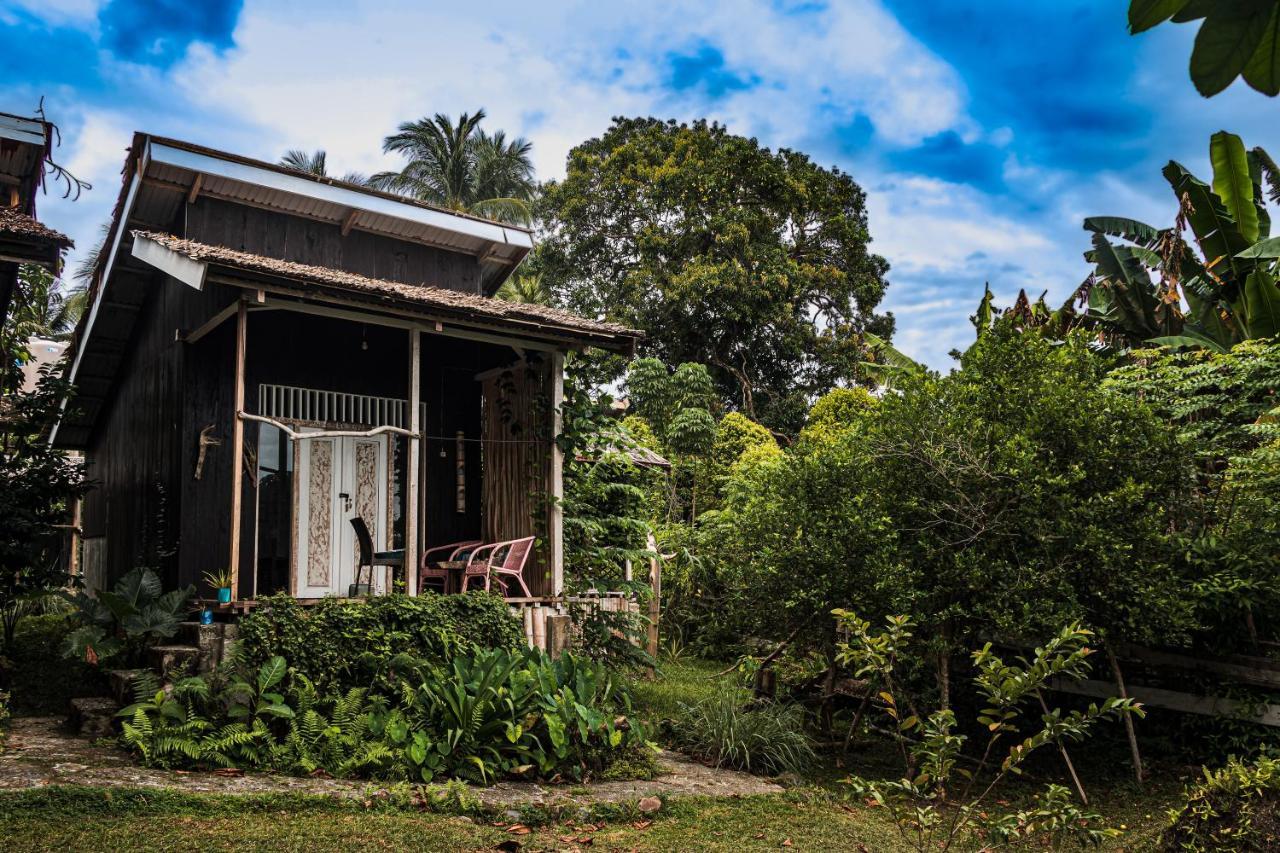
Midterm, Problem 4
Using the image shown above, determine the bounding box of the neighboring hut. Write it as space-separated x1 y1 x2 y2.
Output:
53 133 642 608
0 112 73 327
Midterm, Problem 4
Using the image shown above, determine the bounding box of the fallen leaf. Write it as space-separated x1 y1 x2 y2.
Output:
576 823 599 832
575 837 594 846
782 840 793 847
213 768 243 777
506 824 531 835
309 768 333 779
754 833 765 839
631 820 652 830
637 796 662 814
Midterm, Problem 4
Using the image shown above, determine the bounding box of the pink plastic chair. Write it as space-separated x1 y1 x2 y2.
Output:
460 536 535 597
419 540 482 593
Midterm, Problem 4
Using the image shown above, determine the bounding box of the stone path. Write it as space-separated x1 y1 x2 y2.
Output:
0 716 781 808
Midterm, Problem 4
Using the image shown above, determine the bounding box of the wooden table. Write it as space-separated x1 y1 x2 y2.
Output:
437 560 468 594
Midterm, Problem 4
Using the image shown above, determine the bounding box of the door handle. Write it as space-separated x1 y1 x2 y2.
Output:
339 492 352 512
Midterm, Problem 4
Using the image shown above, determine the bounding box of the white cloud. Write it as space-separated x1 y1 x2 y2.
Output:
3 0 101 26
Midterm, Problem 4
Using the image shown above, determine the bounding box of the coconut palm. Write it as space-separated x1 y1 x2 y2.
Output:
5 264 84 342
278 149 369 186
368 110 535 225
495 272 551 305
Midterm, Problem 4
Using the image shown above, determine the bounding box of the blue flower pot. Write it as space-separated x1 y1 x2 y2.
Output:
217 587 232 605
200 608 214 625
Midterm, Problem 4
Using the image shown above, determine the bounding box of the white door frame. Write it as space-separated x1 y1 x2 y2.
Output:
294 432 388 597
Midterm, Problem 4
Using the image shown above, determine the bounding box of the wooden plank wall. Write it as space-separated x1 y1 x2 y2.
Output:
81 276 240 591
186 198 483 294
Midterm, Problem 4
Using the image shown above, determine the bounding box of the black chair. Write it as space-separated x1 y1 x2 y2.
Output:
348 517 403 597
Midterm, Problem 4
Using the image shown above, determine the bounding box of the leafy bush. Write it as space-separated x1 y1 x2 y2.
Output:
1162 756 1280 852
116 647 648 785
61 567 194 667
234 592 524 695
668 686 814 776
0 689 9 752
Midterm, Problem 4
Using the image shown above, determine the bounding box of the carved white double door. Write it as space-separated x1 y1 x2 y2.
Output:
294 434 389 598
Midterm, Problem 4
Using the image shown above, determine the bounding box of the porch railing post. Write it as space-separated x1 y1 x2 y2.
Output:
405 328 421 595
549 351 565 597
228 299 247 598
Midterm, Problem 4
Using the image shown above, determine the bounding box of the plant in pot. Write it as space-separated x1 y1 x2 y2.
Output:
203 569 233 605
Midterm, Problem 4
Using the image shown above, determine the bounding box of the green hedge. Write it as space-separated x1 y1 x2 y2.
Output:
236 593 524 694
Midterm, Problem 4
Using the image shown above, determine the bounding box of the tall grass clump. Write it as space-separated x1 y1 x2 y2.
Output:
669 686 814 776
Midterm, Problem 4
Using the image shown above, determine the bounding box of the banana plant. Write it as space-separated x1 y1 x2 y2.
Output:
1081 130 1280 352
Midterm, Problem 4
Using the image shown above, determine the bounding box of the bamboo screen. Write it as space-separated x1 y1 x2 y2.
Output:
480 362 552 597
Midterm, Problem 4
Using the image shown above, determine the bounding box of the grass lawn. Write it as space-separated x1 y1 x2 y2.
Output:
0 641 1187 851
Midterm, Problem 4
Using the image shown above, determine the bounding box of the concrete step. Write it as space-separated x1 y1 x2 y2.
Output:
148 644 203 678
105 668 149 705
67 696 120 738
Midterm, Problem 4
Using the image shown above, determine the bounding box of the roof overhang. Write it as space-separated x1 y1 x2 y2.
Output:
140 135 532 292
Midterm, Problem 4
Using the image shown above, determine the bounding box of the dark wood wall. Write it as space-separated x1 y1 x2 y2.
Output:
81 277 240 590
186 198 483 293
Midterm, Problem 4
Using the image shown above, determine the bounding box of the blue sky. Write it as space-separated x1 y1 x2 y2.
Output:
0 0 1271 368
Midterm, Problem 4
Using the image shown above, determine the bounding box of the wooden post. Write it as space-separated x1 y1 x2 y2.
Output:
647 531 661 675
227 300 247 598
405 329 421 596
548 351 565 597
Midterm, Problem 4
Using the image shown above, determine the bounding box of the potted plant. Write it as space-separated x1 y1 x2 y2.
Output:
203 569 233 605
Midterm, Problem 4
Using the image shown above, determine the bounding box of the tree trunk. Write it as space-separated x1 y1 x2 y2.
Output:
1107 644 1144 787
937 621 953 711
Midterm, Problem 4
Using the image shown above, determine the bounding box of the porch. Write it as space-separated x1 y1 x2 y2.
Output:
197 298 568 608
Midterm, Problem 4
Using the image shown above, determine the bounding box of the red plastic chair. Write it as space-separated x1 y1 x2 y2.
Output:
419 540 483 593
460 536 535 597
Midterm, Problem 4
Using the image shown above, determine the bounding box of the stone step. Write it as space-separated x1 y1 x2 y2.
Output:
148 644 203 678
105 668 149 705
67 696 120 738
174 621 240 671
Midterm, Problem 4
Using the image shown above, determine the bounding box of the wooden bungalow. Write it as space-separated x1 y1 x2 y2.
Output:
53 133 641 611
0 111 73 327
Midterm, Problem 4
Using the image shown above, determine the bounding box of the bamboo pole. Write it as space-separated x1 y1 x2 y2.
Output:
1107 645 1145 786
647 531 661 676
228 300 247 598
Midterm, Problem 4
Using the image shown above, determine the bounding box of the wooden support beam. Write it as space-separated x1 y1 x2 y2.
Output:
228 300 248 597
549 351 565 597
648 531 661 673
405 329 422 596
340 208 359 237
178 300 240 345
186 173 203 205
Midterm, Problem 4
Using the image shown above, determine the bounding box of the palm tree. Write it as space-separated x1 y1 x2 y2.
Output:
5 264 84 342
495 272 551 305
368 110 535 225
278 149 369 186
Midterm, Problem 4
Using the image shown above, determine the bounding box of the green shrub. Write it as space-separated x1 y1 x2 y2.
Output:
0 689 9 751
115 647 649 785
668 686 814 776
235 592 524 695
1162 756 1280 852
61 567 194 667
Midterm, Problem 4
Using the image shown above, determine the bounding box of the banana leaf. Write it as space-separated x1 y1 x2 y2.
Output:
1148 330 1230 353
1129 0 1193 33
1083 216 1165 249
1243 4 1280 96
1237 235 1280 258
1211 131 1260 243
1164 161 1251 283
1242 267 1280 338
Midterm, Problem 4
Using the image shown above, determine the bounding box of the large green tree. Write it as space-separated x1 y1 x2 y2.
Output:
536 117 893 432
369 110 535 225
